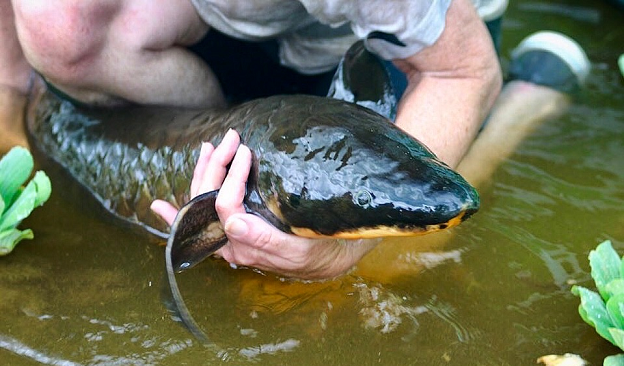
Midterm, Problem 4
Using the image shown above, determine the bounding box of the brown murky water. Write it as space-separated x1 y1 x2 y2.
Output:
2 1 624 365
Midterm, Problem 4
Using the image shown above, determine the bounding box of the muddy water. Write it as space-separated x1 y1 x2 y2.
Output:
2 0 624 365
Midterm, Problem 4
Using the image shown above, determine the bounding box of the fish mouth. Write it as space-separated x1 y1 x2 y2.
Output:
289 204 478 239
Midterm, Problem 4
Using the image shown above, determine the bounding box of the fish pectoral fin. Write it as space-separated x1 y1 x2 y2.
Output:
167 190 228 272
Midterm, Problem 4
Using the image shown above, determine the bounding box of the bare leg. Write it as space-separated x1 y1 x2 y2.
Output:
457 81 570 187
12 0 225 108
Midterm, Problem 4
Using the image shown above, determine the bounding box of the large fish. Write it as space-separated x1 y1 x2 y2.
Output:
26 42 479 344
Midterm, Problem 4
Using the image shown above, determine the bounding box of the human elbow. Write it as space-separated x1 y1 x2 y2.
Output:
480 52 503 112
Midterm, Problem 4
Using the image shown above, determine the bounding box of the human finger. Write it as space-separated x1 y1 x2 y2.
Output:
197 129 240 194
218 213 381 279
214 144 252 220
217 213 332 278
150 199 178 226
220 212 317 265
190 142 214 198
217 213 283 267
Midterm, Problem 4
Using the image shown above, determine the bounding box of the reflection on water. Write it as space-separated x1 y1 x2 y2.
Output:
2 0 624 364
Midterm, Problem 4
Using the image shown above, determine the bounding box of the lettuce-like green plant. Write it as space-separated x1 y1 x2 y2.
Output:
0 146 51 255
572 240 624 366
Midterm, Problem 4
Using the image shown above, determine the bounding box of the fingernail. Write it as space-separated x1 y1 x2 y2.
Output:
225 217 248 237
236 144 249 155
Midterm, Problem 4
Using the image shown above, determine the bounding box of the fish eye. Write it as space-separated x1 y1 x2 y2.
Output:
354 189 374 207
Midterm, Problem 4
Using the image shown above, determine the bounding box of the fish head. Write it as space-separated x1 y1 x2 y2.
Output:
260 101 479 238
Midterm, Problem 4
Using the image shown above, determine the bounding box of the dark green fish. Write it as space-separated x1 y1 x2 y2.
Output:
26 42 479 345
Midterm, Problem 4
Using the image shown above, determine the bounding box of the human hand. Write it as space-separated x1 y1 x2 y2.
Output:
151 129 380 280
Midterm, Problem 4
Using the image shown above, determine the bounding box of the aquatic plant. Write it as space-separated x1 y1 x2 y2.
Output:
572 240 624 366
0 146 51 255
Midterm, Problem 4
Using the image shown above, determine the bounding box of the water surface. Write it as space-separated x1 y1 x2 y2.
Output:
1 0 623 364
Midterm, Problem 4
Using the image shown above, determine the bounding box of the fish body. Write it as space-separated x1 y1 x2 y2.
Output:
26 41 479 345
28 89 479 264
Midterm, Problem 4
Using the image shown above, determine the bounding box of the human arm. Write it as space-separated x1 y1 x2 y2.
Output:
393 0 502 168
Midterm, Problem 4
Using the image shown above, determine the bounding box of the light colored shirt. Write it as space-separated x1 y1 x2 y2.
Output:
191 0 452 74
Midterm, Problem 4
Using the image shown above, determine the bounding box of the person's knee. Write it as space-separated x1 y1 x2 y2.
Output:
13 0 111 85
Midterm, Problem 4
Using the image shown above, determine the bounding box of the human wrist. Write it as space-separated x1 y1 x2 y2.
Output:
309 238 381 280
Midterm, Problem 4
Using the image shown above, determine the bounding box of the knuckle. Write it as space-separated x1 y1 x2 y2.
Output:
214 194 231 213
227 248 254 267
233 254 253 267
253 229 274 250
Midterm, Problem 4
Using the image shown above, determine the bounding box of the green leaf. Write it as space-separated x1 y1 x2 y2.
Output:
577 299 592 326
605 353 624 366
572 285 616 345
590 240 621 301
619 54 624 79
0 147 50 255
0 181 36 232
0 146 33 208
619 250 624 280
0 170 51 232
607 280 624 302
0 228 34 256
611 328 624 351
31 171 51 207
607 294 624 332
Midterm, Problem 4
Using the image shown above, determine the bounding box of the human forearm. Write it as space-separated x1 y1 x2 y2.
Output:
393 0 502 168
395 68 501 168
